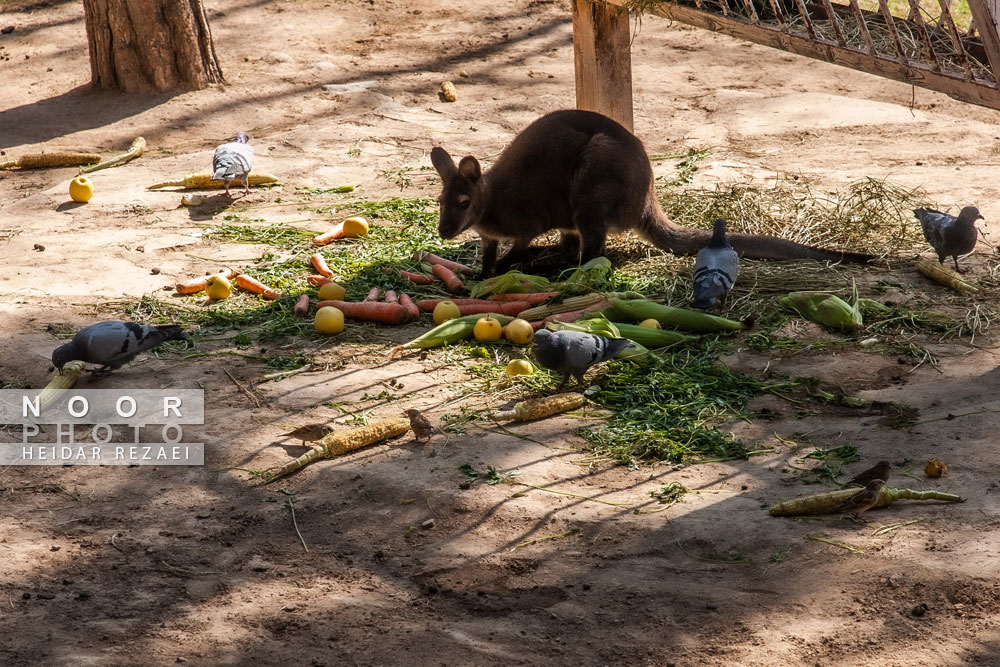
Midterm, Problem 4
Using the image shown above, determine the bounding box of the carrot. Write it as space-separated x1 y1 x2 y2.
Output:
175 268 238 295
236 274 281 300
398 269 435 285
487 291 559 306
413 250 474 275
416 298 500 312
431 263 467 294
293 294 311 317
312 217 369 246
384 290 398 303
311 253 334 277
364 287 380 301
453 301 531 317
307 275 332 287
315 300 410 325
399 294 420 321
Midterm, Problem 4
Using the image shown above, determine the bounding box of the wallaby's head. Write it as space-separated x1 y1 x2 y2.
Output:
431 147 485 239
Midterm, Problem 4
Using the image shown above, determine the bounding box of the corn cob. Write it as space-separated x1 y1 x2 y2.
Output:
609 297 744 333
0 152 101 170
79 136 146 174
768 485 964 516
915 258 978 295
778 291 862 332
38 361 85 414
440 80 458 102
519 293 606 322
491 393 585 422
147 172 280 190
264 418 410 482
392 313 515 352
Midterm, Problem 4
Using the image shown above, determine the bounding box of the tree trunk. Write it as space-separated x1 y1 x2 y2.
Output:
82 0 224 93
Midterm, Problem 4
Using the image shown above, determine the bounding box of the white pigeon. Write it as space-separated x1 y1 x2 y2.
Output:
692 218 739 309
213 132 254 197
52 321 187 373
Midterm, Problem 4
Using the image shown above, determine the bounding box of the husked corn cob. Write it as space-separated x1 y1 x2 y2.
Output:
265 418 411 482
768 485 963 516
148 171 280 190
440 81 458 102
915 258 978 295
80 136 146 174
519 293 605 322
393 313 515 352
778 291 862 332
609 297 744 333
0 152 101 170
491 393 585 422
38 361 86 413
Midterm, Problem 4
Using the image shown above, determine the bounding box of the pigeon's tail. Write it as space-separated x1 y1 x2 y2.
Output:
213 165 230 181
692 268 735 310
155 325 187 342
709 218 729 248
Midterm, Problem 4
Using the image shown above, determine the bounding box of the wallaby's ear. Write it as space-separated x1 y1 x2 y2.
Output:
430 147 457 179
458 156 481 183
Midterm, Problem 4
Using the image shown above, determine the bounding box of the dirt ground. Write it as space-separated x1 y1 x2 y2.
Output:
3 0 1000 665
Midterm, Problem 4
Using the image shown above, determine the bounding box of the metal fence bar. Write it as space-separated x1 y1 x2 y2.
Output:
876 0 911 62
905 0 941 69
818 0 848 45
937 0 977 79
847 0 879 55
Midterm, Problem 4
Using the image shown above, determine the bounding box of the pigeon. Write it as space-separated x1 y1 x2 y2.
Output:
404 409 435 443
833 479 885 521
531 328 633 390
844 460 890 488
913 206 982 273
213 131 254 197
692 218 739 309
281 424 333 446
51 321 187 372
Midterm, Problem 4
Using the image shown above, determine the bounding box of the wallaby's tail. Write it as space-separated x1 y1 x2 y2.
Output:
639 193 874 264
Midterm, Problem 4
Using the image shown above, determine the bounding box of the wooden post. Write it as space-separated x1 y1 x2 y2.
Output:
966 0 1000 78
573 0 634 132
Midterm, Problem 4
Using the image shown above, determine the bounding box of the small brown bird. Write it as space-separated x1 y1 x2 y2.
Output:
833 479 885 520
281 424 333 446
404 409 435 443
844 460 891 487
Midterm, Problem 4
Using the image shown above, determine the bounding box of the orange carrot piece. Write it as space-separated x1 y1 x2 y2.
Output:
413 251 474 275
175 268 238 295
398 269 435 285
364 287 380 301
315 300 410 325
431 263 466 294
416 298 499 312
453 301 531 317
293 294 311 317
384 290 398 303
399 294 420 321
487 292 559 305
311 253 334 277
312 224 347 246
307 275 332 287
235 274 281 300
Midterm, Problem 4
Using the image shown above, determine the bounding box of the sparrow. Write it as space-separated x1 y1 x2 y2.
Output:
281 424 333 446
404 409 435 443
844 460 890 488
833 479 885 521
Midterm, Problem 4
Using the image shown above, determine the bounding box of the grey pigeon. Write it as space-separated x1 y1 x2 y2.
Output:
213 131 254 197
692 218 739 309
913 206 982 273
52 321 187 372
531 328 633 390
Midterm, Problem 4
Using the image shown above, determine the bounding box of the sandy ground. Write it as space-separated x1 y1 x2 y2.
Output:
3 0 1000 665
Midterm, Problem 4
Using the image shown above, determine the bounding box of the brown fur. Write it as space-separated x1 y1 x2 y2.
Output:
431 110 873 277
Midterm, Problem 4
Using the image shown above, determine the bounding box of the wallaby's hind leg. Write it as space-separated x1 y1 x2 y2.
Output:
493 240 533 276
558 232 582 264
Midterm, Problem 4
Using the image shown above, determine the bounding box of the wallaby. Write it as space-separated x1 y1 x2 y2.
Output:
431 110 873 278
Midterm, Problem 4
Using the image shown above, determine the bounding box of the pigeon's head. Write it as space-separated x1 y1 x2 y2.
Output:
958 206 984 224
234 132 251 144
430 147 485 240
532 328 554 348
51 342 74 373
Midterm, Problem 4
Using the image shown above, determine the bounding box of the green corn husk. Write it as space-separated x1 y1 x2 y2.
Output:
779 291 862 332
392 313 515 352
613 323 698 348
470 270 553 298
560 256 613 287
768 485 965 516
609 297 744 333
